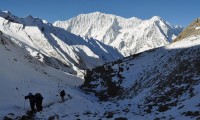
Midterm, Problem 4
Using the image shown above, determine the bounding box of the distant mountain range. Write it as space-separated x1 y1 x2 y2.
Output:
0 11 183 77
54 12 183 56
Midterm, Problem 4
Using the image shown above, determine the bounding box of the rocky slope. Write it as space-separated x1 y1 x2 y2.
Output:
174 18 200 42
81 32 200 119
0 11 123 77
54 12 183 56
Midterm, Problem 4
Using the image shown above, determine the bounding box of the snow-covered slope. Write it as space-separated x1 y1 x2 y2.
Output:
1 32 119 120
82 35 200 119
54 12 183 56
0 11 123 77
0 31 155 120
0 32 83 117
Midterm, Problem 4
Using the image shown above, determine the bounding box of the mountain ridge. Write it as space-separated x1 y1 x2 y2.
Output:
174 18 200 42
54 12 184 56
0 10 123 77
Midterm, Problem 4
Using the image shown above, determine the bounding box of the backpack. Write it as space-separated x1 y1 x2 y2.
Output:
35 93 43 101
60 90 65 97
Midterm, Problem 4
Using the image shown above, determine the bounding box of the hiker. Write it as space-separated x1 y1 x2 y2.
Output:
35 93 43 112
25 93 36 112
60 90 66 102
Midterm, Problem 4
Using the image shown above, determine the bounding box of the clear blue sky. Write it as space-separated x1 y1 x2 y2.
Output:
0 0 199 27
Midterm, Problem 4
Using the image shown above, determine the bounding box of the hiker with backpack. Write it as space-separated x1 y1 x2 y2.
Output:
60 90 66 102
25 93 36 112
35 93 43 112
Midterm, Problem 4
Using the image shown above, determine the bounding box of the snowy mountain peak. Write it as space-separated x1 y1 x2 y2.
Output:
1 10 12 15
150 16 162 21
79 12 131 19
0 10 46 26
129 16 142 21
85 11 102 15
54 12 183 56
26 15 34 19
0 10 17 20
0 10 11 14
0 10 52 28
2 10 10 13
80 12 142 22
53 12 143 30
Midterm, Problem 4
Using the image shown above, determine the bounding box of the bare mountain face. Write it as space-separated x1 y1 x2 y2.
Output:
81 24 200 119
54 12 183 56
174 18 200 42
0 11 123 77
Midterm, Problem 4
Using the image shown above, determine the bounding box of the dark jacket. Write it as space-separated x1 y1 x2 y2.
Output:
25 94 35 104
35 93 43 103
34 93 43 111
25 93 36 111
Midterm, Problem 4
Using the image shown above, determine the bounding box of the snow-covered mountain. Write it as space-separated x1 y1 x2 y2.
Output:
1 11 200 120
3 29 199 120
54 12 183 56
81 33 200 119
0 11 123 77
